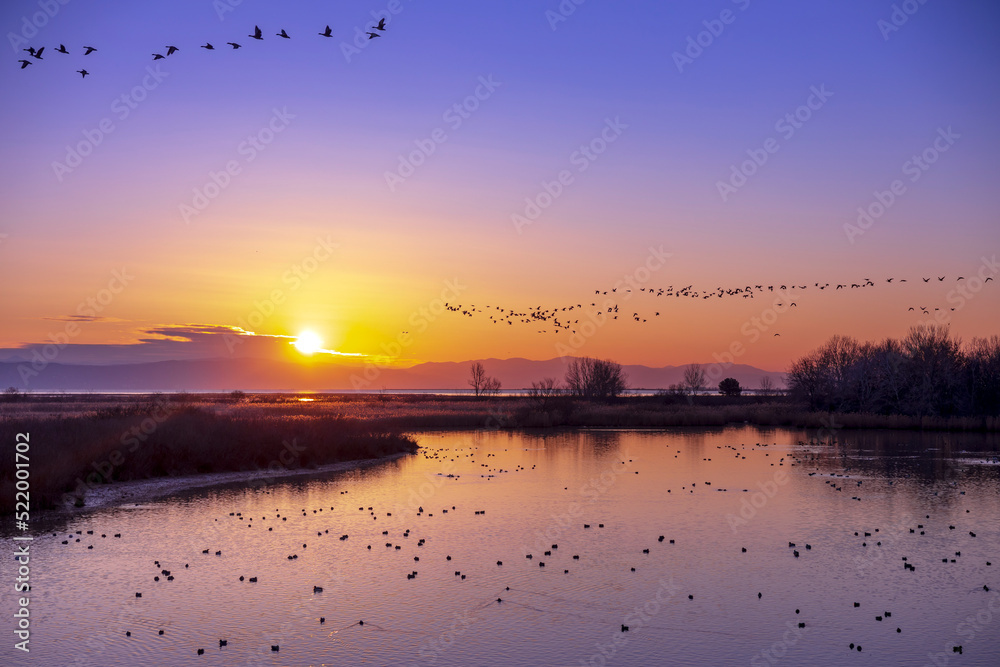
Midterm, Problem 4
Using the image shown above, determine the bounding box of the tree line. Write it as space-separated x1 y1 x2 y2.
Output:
787 324 1000 417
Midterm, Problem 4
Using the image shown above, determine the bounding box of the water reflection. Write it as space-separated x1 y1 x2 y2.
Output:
2 427 998 666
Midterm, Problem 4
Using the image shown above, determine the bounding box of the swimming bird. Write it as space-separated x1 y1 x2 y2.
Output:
77 69 89 77
277 29 290 38
319 25 333 37
166 45 179 55
83 46 97 54
201 43 215 50
18 60 31 69
250 25 263 40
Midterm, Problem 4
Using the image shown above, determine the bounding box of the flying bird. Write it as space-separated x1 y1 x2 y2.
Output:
366 31 380 39
319 25 333 37
55 44 69 54
227 42 241 49
31 46 44 59
152 53 164 60
374 18 387 30
83 46 97 55
23 46 36 56
166 45 179 55
201 43 215 50
277 29 290 38
77 69 89 78
18 59 31 69
249 25 263 40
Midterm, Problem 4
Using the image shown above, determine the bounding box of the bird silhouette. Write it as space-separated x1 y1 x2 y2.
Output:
31 46 44 59
23 47 36 56
77 69 89 78
83 46 97 55
166 45 179 55
366 31 380 39
375 18 387 31
227 42 241 49
201 43 215 50
250 25 263 40
277 29 290 38
18 59 31 69
319 25 333 37
55 44 68 54
152 53 164 60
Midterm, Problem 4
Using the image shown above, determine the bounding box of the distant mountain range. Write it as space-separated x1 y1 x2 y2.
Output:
0 357 784 393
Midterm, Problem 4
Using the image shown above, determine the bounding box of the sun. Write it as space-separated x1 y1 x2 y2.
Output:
293 330 323 355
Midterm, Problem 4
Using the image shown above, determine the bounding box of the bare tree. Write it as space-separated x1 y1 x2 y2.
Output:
683 364 706 395
787 325 996 417
482 376 502 397
469 362 486 397
758 376 775 397
565 357 628 399
528 377 562 409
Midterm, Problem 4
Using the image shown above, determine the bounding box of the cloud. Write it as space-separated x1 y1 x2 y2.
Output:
41 315 127 323
0 323 370 365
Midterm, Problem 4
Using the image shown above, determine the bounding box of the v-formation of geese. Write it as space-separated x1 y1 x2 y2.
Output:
15 19 388 77
442 274 992 336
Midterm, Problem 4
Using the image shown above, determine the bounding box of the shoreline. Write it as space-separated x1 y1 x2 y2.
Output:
51 450 414 517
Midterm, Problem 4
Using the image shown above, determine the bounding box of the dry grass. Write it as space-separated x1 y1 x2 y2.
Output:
0 397 417 514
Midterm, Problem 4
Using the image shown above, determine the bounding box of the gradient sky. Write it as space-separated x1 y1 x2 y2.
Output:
1 0 998 373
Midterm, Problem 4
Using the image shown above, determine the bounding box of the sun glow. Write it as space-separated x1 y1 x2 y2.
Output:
293 330 323 355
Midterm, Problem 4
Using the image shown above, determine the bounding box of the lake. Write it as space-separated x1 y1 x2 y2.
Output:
3 426 999 666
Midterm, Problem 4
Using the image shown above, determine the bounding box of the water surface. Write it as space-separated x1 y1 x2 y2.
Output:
3 427 999 666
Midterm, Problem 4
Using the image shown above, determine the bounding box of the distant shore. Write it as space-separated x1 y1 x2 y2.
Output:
2 392 997 515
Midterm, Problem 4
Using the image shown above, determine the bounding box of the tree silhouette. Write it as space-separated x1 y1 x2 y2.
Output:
683 363 706 394
565 357 628 399
468 362 486 397
718 377 742 396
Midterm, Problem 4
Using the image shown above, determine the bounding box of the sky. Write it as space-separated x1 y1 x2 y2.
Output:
0 0 998 376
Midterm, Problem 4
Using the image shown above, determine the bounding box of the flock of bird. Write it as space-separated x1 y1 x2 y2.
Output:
443 274 993 335
15 19 388 78
41 435 994 662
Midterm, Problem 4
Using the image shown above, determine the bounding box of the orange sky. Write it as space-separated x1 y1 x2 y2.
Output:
1 1 998 374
